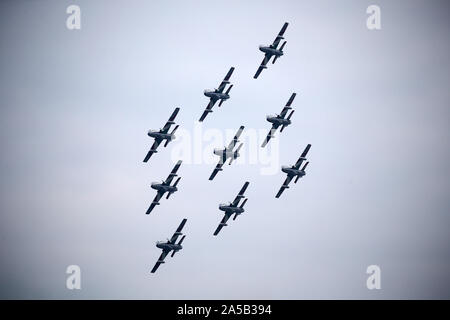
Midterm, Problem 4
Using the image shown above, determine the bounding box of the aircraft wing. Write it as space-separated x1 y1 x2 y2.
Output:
151 250 169 273
169 218 187 244
199 98 218 122
279 93 296 118
254 54 271 79
213 213 232 236
164 160 182 185
271 22 289 49
209 160 224 181
217 67 235 93
146 190 165 214
261 124 280 147
232 181 250 206
227 126 245 150
143 137 162 162
294 144 311 169
275 174 293 198
161 107 180 133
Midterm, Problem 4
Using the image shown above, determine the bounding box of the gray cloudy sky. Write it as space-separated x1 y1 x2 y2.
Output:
1 0 450 299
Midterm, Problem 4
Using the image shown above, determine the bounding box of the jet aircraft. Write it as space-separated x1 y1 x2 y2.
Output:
213 181 249 236
261 92 296 147
254 22 289 79
146 160 182 214
143 107 180 163
151 218 187 273
209 126 245 181
199 67 235 122
276 144 311 198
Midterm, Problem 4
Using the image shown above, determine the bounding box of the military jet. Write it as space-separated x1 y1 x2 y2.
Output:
254 22 289 79
261 92 296 147
143 107 180 163
199 67 235 122
276 144 311 198
151 218 187 273
214 181 249 236
146 160 182 214
209 126 244 181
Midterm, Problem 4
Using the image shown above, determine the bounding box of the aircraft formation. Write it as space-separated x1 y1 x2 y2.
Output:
142 22 312 273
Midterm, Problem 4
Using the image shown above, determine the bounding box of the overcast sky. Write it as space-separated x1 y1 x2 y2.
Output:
0 0 449 299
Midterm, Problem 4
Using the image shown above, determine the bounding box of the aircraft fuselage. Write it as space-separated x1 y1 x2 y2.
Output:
151 183 177 193
267 116 291 126
148 130 174 141
213 148 240 161
259 46 283 57
156 241 182 251
219 205 245 215
282 166 306 177
204 90 230 100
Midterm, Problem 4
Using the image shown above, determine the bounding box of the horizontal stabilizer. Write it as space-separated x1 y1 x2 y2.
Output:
178 235 186 245
302 161 309 171
220 223 228 227
282 185 290 189
152 201 160 205
286 110 295 121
